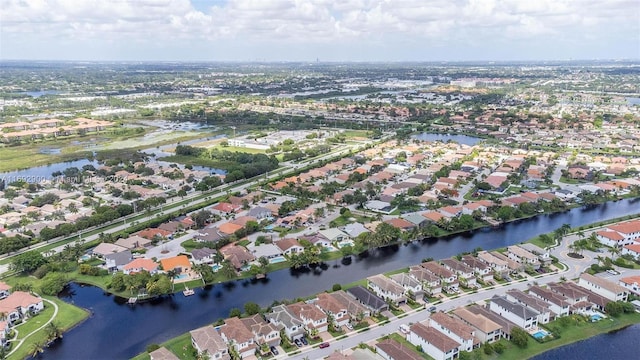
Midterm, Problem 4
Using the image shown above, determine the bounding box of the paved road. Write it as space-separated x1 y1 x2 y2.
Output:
283 233 639 360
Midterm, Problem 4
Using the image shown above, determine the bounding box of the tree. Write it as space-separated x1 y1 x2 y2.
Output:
45 322 63 342
511 327 529 348
220 260 237 280
229 308 242 318
11 251 47 273
29 341 46 358
244 302 261 315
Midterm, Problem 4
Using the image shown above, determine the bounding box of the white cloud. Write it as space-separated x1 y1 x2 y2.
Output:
0 0 638 60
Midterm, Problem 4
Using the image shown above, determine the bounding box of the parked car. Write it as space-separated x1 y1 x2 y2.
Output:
319 342 330 349
300 337 308 346
607 269 619 275
428 306 437 313
345 323 353 330
270 346 279 356
294 338 302 347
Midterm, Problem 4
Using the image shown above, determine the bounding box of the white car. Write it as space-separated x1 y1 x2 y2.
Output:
345 323 353 330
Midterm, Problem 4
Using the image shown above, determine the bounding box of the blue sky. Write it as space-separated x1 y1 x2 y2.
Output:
1 0 639 61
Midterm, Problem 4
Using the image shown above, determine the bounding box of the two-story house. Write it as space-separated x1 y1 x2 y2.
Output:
528 285 571 318
190 325 230 360
477 251 508 276
389 273 423 299
507 246 541 270
241 314 281 348
265 305 305 341
441 258 477 288
367 274 407 305
429 312 478 352
422 261 459 292
505 289 551 324
578 273 629 302
489 295 539 330
0 291 44 325
409 266 442 296
407 322 460 360
460 255 493 283
219 317 257 359
287 302 328 334
452 307 502 343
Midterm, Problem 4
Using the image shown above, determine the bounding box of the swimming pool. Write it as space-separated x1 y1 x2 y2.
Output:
270 256 286 264
532 329 549 339
174 274 189 280
591 314 604 321
211 264 221 272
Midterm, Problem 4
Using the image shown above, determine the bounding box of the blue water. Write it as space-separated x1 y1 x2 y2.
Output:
532 324 640 360
45 199 640 359
533 330 549 339
591 314 603 321
269 256 286 264
626 97 640 106
211 264 221 272
411 132 482 146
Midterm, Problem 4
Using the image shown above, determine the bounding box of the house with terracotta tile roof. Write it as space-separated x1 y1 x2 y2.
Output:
596 230 627 248
315 293 351 327
240 314 281 347
0 291 44 324
211 202 240 214
190 325 230 360
219 317 257 359
430 311 479 352
275 238 304 255
136 228 171 240
422 261 459 292
605 220 640 246
288 302 328 333
159 255 191 274
618 276 640 295
218 222 244 236
452 307 502 343
441 258 477 288
407 322 460 360
578 273 629 302
0 282 11 299
376 338 423 360
460 255 493 283
384 218 415 231
265 305 305 341
123 258 159 275
408 266 441 296
220 244 255 270
527 285 571 318
322 290 370 323
149 347 179 360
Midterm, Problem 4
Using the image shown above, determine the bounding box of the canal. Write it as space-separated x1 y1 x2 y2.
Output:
45 198 640 359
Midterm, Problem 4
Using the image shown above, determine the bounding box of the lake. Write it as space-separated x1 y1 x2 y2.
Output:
44 198 640 359
531 324 640 360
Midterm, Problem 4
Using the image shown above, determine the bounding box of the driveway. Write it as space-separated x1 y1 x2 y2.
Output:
144 230 194 259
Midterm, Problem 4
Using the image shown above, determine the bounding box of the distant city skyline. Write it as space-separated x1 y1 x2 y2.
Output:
2 0 639 62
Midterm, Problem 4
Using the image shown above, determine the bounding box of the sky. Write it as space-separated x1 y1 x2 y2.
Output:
1 0 639 62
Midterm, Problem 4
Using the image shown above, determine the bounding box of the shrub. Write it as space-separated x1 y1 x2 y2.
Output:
146 344 160 353
332 284 342 291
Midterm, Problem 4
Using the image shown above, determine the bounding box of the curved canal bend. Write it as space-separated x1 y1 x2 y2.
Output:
42 198 640 360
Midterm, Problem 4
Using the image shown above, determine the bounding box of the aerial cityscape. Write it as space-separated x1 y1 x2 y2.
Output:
1 1 640 360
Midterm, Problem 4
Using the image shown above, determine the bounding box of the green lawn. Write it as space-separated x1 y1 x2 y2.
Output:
8 297 89 360
482 312 640 360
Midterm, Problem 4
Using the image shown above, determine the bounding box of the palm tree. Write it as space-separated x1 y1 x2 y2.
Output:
29 341 46 358
595 256 605 266
45 322 63 342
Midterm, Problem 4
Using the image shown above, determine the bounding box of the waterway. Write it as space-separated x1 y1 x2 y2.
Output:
531 323 640 360
45 198 640 359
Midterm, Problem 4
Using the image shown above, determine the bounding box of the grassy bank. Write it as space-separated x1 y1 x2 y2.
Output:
481 312 640 360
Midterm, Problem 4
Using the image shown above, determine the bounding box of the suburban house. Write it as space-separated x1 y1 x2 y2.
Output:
317 228 350 243
114 235 152 250
619 276 640 295
429 312 478 352
621 243 640 261
265 305 305 341
489 295 539 330
104 250 132 272
507 246 541 269
219 317 257 359
505 289 552 324
241 314 281 347
220 244 256 270
246 206 272 219
528 285 571 318
452 307 502 343
346 286 389 314
367 274 407 305
422 261 459 292
595 230 627 248
342 223 370 238
275 238 304 256
490 251 524 274
603 220 640 245
92 242 128 258
409 266 442 296
324 290 370 322
0 291 44 324
402 213 429 228
149 347 179 360
407 322 460 360
517 243 552 265
122 258 159 275
477 251 508 276
547 282 593 313
466 305 517 340
160 255 192 274
288 302 329 334
376 339 423 360
190 325 230 360
389 273 423 299
315 293 351 327
441 258 477 288
578 273 629 302
460 255 493 283
191 248 218 265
